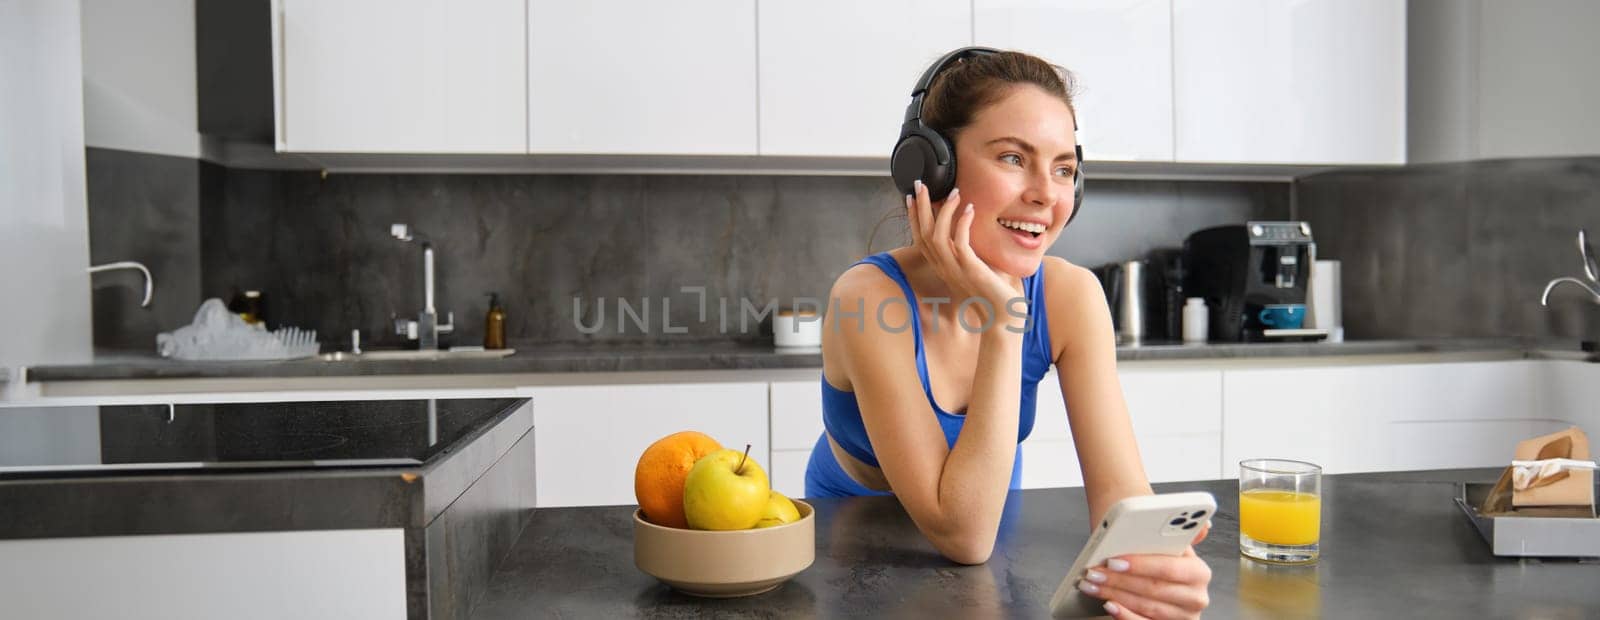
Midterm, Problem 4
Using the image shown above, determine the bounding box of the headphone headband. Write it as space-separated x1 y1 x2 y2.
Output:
902 46 1001 124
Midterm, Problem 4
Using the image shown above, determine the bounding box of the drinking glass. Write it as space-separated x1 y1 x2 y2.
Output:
1239 459 1322 564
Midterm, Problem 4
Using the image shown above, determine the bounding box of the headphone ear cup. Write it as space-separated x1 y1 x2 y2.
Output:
890 128 957 202
1062 145 1085 228
1068 164 1085 224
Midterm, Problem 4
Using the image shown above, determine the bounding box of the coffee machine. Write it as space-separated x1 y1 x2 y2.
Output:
1183 222 1327 342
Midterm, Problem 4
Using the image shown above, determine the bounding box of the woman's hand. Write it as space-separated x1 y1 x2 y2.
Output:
906 180 1024 326
1076 525 1213 619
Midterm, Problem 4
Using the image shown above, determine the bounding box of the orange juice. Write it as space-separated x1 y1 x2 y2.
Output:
1239 489 1320 546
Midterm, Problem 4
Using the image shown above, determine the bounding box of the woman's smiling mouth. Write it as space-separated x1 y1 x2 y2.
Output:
997 218 1046 249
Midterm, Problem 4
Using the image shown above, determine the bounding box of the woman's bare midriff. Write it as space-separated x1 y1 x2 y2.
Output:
826 432 893 492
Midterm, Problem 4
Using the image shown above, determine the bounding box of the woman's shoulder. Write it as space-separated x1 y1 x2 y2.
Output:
1040 255 1112 364
822 254 919 390
827 255 915 330
1040 255 1102 299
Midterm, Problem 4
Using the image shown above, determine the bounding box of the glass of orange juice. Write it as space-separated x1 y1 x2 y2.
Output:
1239 459 1321 564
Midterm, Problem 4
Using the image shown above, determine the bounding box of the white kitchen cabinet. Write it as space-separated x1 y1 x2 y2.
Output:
1171 0 1404 165
527 0 757 155
272 0 527 153
1533 360 1600 437
1020 374 1082 488
0 530 405 620
1221 360 1566 476
757 0 969 157
769 379 823 498
975 0 1174 162
1022 367 1223 489
532 382 768 508
770 450 810 500
1120 367 1223 482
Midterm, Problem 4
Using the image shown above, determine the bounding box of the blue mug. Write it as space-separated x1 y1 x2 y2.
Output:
1258 304 1306 329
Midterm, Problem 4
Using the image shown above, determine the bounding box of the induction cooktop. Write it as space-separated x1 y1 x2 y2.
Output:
0 398 519 478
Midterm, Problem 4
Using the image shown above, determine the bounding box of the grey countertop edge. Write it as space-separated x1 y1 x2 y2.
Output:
0 398 530 540
20 337 1589 382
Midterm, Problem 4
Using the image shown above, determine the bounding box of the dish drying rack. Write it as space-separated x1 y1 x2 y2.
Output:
272 327 321 360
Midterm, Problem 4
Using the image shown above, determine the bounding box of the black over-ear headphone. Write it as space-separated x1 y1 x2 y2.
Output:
889 47 1085 227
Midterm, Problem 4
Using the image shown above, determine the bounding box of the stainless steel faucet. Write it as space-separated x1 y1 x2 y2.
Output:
86 261 154 307
391 223 454 350
1540 229 1600 306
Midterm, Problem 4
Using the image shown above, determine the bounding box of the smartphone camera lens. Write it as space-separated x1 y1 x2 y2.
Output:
1182 521 1198 530
1191 510 1207 519
1169 517 1186 526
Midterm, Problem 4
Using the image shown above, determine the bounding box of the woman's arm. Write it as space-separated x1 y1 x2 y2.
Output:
830 265 1025 565
1043 257 1153 526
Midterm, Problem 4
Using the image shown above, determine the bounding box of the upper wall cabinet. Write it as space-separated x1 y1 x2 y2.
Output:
1410 1 1600 163
1172 0 1405 165
271 0 527 153
975 0 1174 163
528 0 757 155
757 0 970 158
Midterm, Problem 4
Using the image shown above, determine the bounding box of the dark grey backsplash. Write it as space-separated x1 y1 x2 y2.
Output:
1297 157 1600 341
85 148 203 351
83 149 1600 350
191 169 1287 349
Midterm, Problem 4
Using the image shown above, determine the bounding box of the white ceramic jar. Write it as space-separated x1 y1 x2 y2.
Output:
774 310 822 348
1182 298 1209 344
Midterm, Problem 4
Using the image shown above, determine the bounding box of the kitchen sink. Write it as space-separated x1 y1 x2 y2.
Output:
317 348 516 362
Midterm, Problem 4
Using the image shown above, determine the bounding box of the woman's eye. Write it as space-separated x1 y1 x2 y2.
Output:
1056 166 1076 177
1000 153 1022 166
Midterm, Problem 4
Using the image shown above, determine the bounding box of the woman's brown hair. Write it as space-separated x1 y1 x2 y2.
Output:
863 50 1078 258
923 50 1077 138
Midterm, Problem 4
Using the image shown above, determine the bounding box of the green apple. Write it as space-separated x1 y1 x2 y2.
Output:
754 491 801 528
683 446 770 530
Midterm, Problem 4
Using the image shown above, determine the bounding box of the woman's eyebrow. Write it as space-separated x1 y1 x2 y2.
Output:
984 136 1077 162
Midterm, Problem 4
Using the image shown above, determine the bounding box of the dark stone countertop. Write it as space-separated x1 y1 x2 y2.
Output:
469 469 1600 619
22 338 1581 383
0 397 530 540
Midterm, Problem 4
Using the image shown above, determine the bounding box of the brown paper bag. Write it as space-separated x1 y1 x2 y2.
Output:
1511 427 1593 509
1478 426 1595 518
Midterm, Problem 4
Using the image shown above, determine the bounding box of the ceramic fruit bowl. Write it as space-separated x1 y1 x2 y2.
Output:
633 500 815 598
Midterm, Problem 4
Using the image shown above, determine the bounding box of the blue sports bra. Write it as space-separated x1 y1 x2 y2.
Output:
820 252 1056 468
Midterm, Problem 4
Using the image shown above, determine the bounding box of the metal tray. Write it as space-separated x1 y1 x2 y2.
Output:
1455 482 1600 558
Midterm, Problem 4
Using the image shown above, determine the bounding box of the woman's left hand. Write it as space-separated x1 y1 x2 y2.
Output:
1077 525 1212 619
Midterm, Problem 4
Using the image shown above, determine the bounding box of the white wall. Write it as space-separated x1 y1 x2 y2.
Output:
0 0 94 378
80 0 199 158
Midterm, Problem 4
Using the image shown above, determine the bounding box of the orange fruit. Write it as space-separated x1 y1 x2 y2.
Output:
634 431 723 528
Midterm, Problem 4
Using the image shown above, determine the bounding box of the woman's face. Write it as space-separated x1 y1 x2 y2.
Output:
949 84 1079 278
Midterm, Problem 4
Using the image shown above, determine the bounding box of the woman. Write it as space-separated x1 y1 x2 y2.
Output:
806 49 1212 619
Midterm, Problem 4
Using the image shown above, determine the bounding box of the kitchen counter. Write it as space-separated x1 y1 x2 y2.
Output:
469 468 1600 619
0 397 535 620
21 337 1580 383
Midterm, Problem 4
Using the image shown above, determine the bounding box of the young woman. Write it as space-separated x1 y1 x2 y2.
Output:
807 49 1212 619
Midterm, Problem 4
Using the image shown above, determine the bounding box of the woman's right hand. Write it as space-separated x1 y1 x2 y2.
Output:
906 180 1025 328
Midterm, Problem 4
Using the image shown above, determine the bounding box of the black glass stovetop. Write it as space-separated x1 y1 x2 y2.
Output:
0 398 519 479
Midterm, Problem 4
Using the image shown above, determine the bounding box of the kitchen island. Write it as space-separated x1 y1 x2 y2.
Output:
0 397 535 620
470 469 1599 619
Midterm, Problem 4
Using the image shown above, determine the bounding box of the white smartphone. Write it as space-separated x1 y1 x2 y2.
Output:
1048 491 1216 618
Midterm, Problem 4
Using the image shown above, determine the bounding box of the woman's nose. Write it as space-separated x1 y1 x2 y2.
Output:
1023 168 1058 206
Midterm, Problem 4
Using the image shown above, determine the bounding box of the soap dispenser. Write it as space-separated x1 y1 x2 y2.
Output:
484 293 507 350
